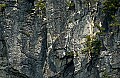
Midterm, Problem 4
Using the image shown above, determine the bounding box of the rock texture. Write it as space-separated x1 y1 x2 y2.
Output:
0 0 120 78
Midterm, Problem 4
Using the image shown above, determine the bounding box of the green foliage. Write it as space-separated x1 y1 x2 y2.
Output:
82 35 92 54
0 4 6 8
83 1 89 8
102 0 120 31
20 31 31 37
102 0 120 19
0 4 7 16
95 24 105 32
82 48 89 54
65 51 78 57
91 39 101 54
68 20 72 23
36 0 46 10
96 32 105 36
66 0 75 10
94 0 98 2
35 0 46 16
110 22 120 27
102 70 112 78
66 51 74 57
102 0 119 13
109 15 120 27
82 35 101 56
66 1 75 7
86 35 91 42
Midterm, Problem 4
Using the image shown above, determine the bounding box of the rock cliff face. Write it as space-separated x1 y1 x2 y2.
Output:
0 0 120 78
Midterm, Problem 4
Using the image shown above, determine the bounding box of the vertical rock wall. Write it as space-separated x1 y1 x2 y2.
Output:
0 0 120 78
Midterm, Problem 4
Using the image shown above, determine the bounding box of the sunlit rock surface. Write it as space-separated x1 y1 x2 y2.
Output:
0 0 120 78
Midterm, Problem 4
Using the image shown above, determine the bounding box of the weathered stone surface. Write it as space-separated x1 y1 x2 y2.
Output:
0 0 120 78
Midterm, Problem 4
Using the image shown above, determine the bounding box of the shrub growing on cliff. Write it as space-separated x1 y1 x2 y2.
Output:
102 0 120 19
36 0 46 11
102 0 120 33
102 0 120 25
0 3 7 14
82 35 102 57
66 0 75 10
102 70 112 78
35 0 46 16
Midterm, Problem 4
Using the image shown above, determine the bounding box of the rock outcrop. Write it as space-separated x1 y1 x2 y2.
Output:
0 0 120 78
